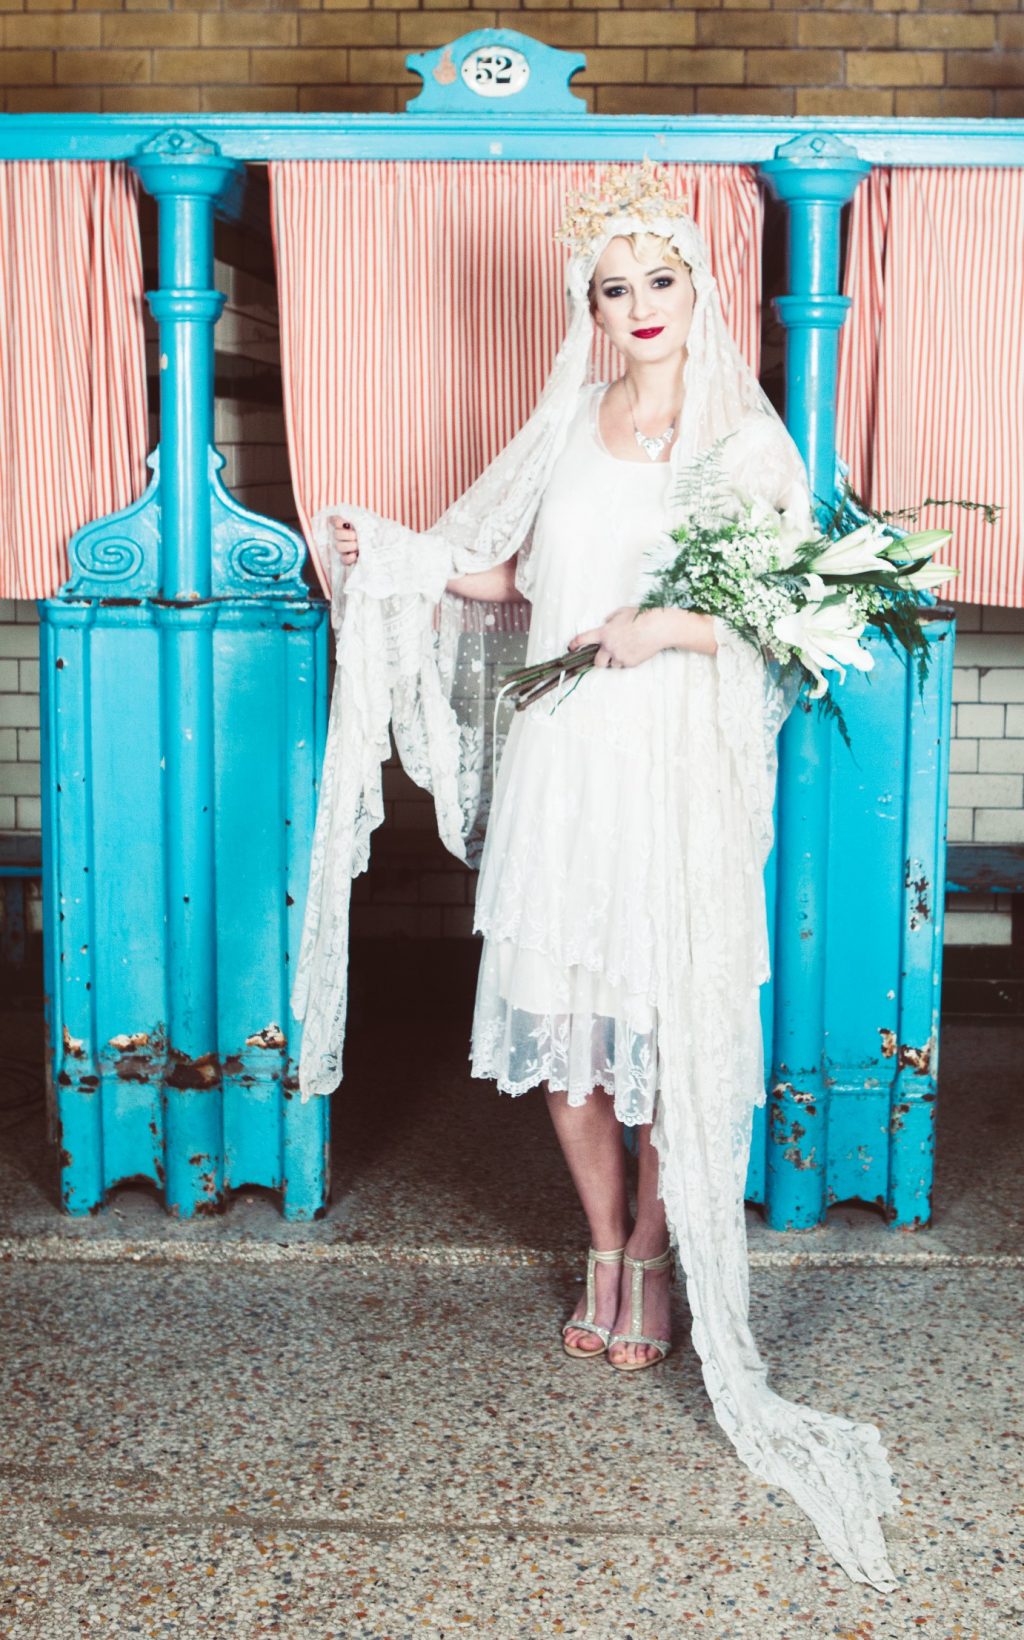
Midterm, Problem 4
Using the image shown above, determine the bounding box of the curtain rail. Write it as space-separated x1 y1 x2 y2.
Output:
1 114 1023 167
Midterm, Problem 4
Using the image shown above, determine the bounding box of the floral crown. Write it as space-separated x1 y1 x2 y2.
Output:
555 157 695 261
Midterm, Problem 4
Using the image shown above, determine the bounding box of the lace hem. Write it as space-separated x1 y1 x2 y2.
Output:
470 1056 657 1127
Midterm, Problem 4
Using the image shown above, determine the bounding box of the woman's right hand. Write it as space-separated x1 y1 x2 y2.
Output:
328 517 359 567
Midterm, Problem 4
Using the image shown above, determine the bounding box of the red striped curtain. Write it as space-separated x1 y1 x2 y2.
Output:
270 161 763 593
0 162 149 600
837 167 1024 609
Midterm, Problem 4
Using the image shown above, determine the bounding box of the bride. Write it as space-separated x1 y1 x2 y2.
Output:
296 164 901 1591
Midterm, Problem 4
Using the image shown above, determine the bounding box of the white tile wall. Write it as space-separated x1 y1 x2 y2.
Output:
948 604 1024 844
0 599 41 834
943 603 1024 945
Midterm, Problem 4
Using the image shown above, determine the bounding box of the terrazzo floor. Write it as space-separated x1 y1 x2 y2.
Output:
1 959 1022 1638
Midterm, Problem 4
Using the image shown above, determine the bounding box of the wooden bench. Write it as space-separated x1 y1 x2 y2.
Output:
946 844 1024 898
944 843 1024 1018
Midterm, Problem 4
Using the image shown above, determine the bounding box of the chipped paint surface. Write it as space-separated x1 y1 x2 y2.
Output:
62 1027 84 1059
246 1023 286 1050
905 859 931 931
878 1028 934 1076
109 1031 151 1052
783 1145 818 1172
166 1050 220 1091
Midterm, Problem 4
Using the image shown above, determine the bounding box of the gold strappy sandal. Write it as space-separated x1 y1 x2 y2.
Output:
607 1246 674 1372
561 1245 626 1358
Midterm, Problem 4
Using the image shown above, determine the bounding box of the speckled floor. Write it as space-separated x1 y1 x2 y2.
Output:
1 981 1022 1637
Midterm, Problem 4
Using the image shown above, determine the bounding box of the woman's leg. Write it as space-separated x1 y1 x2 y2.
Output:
608 1123 674 1368
544 1084 633 1353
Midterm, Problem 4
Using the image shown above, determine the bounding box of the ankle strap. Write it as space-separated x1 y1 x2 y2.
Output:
623 1246 672 1270
589 1245 626 1264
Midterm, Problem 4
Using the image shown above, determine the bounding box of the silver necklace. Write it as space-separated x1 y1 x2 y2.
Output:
625 379 676 463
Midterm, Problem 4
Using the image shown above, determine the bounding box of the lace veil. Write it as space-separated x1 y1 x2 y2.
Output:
290 173 900 1592
291 194 807 1090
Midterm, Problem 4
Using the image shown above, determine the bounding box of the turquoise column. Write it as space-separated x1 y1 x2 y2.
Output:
759 135 870 1229
887 620 954 1226
39 605 101 1212
132 133 242 1214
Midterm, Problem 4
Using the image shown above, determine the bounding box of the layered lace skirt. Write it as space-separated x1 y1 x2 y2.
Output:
470 657 677 1127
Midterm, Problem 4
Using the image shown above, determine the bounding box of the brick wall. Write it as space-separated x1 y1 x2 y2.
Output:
1 1 1023 121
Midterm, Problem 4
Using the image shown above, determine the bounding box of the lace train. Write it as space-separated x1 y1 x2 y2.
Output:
292 396 900 1590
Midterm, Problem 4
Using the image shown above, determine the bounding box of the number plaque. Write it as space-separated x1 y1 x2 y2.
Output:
461 46 530 100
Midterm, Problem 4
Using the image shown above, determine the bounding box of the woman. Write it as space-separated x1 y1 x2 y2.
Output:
295 166 899 1590
335 227 710 1370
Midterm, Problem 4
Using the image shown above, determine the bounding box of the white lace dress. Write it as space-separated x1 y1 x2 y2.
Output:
298 374 900 1590
472 382 684 1120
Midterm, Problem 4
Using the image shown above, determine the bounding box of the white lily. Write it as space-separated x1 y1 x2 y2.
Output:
806 524 893 577
878 528 953 566
899 560 959 592
772 590 875 699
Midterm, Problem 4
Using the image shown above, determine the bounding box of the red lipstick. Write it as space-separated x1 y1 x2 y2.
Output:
631 327 664 339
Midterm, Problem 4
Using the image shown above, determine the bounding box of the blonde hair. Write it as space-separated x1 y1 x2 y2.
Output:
587 231 690 316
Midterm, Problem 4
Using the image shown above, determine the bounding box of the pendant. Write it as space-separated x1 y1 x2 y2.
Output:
634 424 675 462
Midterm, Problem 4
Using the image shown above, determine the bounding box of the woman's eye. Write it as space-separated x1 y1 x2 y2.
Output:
604 285 627 298
652 276 674 289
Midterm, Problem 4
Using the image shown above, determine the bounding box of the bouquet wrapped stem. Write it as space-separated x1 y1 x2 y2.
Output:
499 443 964 749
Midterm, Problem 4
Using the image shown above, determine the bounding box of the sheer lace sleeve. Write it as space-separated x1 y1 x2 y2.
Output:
312 502 452 623
720 407 817 543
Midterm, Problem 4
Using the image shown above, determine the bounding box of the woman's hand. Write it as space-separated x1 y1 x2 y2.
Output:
568 606 719 667
327 517 359 567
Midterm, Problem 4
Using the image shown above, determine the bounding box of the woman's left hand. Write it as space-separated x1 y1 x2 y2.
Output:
569 606 719 664
568 606 669 669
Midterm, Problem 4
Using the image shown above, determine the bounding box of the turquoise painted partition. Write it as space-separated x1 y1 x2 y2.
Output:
748 616 954 1228
4 27 1005 1223
40 596 328 1218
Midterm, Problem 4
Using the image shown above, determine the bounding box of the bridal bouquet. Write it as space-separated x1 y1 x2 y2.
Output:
499 442 959 747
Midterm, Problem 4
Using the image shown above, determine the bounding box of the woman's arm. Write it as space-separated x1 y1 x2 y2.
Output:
445 556 525 604
568 606 718 668
325 519 524 605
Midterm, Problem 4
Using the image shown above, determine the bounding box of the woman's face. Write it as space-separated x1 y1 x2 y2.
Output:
591 235 695 366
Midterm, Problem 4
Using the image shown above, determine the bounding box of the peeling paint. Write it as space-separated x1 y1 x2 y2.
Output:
115 1056 154 1083
109 1031 151 1052
246 1023 286 1050
878 1027 933 1076
904 861 931 930
62 1027 85 1059
783 1145 818 1172
166 1050 220 1091
771 1080 819 1109
900 1040 932 1075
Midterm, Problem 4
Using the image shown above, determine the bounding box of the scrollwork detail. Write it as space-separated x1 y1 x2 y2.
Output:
229 535 302 585
71 534 145 583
